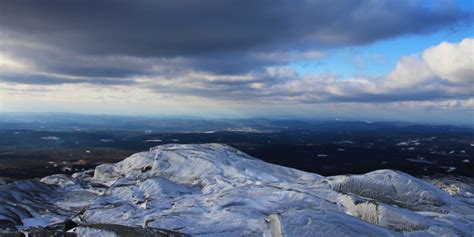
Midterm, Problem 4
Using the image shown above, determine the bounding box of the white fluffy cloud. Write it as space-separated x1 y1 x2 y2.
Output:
260 38 474 106
423 38 474 84
383 55 433 89
383 38 474 89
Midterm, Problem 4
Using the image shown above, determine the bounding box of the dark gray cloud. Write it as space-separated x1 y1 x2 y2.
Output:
0 74 82 85
0 73 136 85
0 0 472 107
0 0 468 58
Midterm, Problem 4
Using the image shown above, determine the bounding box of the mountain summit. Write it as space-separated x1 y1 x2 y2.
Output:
0 144 472 236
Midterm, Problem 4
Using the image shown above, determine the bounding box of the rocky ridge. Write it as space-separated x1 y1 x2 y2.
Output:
0 144 473 236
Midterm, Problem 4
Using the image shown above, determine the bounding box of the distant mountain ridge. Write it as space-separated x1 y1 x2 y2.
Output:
1 112 473 132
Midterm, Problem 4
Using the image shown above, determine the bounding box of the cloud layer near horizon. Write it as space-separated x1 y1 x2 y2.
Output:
0 0 473 119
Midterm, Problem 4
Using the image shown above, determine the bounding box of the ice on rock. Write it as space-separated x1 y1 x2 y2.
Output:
264 209 399 237
0 177 16 186
338 194 439 232
0 144 473 236
0 179 70 230
139 176 198 197
93 144 320 189
327 169 473 214
41 174 79 189
73 224 190 237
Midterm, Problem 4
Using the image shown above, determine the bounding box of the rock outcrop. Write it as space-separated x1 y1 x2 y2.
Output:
0 144 472 236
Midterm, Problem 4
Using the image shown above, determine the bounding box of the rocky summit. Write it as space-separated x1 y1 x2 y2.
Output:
0 144 473 236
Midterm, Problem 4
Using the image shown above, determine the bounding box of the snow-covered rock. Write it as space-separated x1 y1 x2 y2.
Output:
264 209 399 237
327 170 473 214
0 177 16 186
0 144 472 236
73 224 190 237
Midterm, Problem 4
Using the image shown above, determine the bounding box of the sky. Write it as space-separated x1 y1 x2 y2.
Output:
0 0 473 124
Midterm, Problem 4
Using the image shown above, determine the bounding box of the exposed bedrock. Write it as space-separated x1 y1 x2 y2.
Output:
0 144 472 236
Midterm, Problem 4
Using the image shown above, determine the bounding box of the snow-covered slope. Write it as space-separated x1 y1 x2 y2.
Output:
0 144 473 236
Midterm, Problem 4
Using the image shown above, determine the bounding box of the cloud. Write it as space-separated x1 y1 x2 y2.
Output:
262 38 473 105
383 55 434 89
0 1 472 116
14 38 473 107
0 73 136 86
423 38 474 84
0 0 468 56
0 53 29 72
0 0 470 77
382 38 474 90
